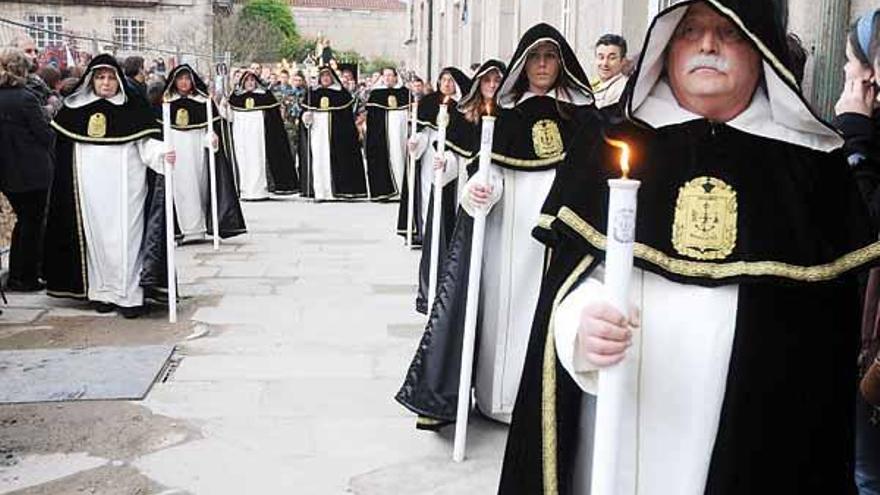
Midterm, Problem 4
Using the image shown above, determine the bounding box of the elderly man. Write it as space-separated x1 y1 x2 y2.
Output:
591 33 629 109
498 1 879 494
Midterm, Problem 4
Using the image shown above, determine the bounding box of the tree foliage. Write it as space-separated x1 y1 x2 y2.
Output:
239 0 300 60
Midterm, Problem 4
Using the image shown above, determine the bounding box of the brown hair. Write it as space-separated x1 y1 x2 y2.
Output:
0 48 29 88
461 71 497 123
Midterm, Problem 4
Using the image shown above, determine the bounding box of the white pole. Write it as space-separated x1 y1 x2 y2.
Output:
591 176 640 494
452 113 494 463
428 101 449 310
406 95 419 248
206 92 220 250
162 100 178 324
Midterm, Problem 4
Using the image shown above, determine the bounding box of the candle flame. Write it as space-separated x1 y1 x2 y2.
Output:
604 137 631 179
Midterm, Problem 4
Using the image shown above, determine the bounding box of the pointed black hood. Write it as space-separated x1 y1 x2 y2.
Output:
459 59 507 110
163 64 209 99
496 23 593 109
624 0 842 152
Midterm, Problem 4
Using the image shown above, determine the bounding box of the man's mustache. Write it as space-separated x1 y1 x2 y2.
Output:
685 55 731 73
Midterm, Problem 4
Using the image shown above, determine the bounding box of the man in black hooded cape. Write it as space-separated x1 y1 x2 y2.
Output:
498 1 880 494
298 66 367 200
396 26 599 428
161 64 246 242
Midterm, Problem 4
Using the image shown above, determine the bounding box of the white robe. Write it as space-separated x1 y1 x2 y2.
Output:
462 165 555 423
231 109 269 200
169 129 208 241
412 128 459 231
555 268 738 494
75 138 165 308
309 111 334 200
386 108 409 191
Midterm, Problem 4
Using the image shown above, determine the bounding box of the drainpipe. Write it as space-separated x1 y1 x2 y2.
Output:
810 0 850 118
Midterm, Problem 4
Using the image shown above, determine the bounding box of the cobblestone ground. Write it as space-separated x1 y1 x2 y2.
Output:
0 197 507 494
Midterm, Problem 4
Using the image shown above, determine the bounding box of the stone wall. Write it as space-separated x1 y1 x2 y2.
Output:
0 0 214 73
291 7 408 64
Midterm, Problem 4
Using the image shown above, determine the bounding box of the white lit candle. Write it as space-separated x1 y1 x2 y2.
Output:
591 138 640 495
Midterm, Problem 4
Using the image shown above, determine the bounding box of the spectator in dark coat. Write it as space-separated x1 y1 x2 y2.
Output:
123 55 148 103
0 48 55 291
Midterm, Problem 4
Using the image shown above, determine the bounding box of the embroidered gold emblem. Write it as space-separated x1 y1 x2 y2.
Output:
320 96 330 109
532 119 563 158
87 112 107 138
175 108 189 127
245 97 255 109
388 95 398 108
672 177 738 260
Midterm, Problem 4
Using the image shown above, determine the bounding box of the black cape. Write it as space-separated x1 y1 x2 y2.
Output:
499 3 878 493
44 54 171 301
298 84 368 199
229 90 299 194
365 86 411 200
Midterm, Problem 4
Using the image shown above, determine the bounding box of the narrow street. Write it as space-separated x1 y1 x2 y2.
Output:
0 199 506 494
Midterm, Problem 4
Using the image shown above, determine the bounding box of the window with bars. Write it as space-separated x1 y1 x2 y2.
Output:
113 18 145 51
25 14 63 49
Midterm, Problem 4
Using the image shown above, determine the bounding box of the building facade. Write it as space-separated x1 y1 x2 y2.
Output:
0 0 215 72
290 0 408 64
408 0 880 115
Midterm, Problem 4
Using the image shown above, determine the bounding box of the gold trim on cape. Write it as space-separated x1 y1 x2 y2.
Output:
302 98 355 112
492 151 566 169
537 213 555 231
542 254 595 495
51 121 161 144
229 102 280 112
556 206 880 282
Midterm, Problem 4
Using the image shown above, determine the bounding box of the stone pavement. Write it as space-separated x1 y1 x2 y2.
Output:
0 197 507 494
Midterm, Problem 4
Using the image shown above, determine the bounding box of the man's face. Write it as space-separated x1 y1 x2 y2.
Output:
341 70 354 87
595 44 624 82
92 68 119 98
438 73 456 97
383 69 398 88
292 75 304 88
666 3 761 116
175 73 193 95
280 72 290 85
412 80 424 94
319 71 334 88
17 38 39 72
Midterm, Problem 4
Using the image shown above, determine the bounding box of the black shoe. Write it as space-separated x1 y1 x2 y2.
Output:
6 279 46 292
94 302 115 314
118 305 145 319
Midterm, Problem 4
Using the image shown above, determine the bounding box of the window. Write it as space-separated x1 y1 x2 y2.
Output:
25 14 63 49
113 18 145 51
